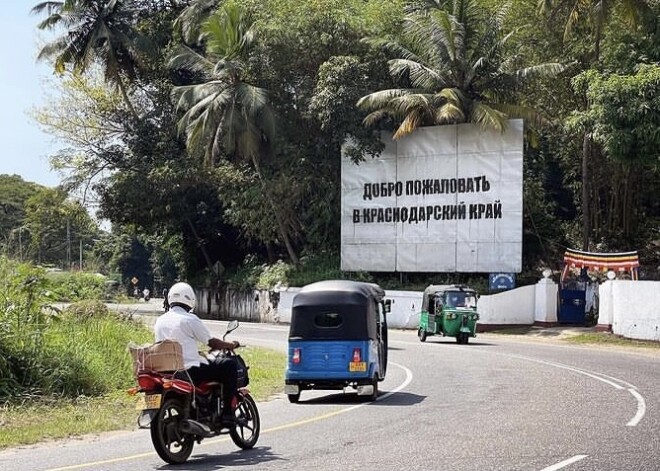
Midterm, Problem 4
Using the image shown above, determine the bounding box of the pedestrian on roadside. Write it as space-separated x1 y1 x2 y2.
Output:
162 288 170 311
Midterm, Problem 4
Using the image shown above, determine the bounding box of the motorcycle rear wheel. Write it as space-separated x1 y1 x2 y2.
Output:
230 393 260 449
150 397 194 464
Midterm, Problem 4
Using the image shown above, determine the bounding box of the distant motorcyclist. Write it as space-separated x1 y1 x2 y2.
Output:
154 282 240 424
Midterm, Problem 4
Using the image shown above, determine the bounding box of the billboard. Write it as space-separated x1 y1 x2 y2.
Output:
341 119 523 273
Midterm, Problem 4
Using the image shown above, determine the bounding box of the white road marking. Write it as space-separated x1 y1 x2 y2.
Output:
540 454 588 471
509 355 626 390
506 354 646 427
626 388 646 427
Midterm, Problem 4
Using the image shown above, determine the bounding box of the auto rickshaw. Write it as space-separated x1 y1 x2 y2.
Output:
418 284 479 344
284 280 390 403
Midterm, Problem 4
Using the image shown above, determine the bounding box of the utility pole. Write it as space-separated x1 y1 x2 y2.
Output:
79 239 83 271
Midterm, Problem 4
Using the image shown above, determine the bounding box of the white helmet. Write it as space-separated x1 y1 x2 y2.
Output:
168 282 196 310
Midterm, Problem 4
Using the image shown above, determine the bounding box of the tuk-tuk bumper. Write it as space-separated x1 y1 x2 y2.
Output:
285 339 380 391
285 376 375 395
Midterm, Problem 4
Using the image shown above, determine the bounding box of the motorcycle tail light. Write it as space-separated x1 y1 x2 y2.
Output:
292 348 301 364
137 375 160 391
352 348 362 363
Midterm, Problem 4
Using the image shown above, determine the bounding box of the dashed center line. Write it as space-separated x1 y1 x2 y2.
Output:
540 454 588 471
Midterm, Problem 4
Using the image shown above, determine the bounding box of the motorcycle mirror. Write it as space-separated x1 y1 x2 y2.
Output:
226 320 239 333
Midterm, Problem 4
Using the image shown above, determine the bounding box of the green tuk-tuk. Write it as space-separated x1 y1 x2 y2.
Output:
418 285 480 344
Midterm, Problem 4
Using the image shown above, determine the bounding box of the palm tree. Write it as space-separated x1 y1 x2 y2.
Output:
173 0 220 45
31 0 144 119
170 3 299 265
358 0 564 139
538 0 650 61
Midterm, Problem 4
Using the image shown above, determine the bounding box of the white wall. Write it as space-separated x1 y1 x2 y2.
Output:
477 285 536 326
599 280 660 341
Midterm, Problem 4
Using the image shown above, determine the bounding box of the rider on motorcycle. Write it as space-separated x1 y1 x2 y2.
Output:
154 282 240 425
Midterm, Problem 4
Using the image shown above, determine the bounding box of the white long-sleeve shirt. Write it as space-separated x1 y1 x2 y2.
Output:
154 306 211 368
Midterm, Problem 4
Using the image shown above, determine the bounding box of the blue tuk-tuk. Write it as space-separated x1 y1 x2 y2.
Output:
284 280 390 403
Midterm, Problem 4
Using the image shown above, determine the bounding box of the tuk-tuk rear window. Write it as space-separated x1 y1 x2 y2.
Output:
314 312 343 328
289 304 377 340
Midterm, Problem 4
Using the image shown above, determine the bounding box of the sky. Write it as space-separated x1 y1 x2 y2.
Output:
0 2 61 188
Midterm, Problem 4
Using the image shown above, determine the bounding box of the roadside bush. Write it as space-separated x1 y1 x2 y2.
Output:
63 300 110 320
0 258 153 402
45 272 106 302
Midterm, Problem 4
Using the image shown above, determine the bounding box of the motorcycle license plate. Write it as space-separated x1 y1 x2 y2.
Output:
135 393 162 411
349 362 366 372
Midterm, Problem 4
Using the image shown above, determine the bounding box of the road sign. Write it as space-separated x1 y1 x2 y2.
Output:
489 273 515 291
131 277 139 285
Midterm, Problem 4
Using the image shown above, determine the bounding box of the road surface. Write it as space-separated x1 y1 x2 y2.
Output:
1 314 658 471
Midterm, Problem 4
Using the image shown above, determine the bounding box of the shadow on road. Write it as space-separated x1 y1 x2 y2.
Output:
373 391 426 406
422 339 496 347
295 390 425 407
159 446 283 470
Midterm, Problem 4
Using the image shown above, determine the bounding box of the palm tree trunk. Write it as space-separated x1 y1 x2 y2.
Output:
186 218 218 274
623 166 631 238
116 73 139 121
581 133 591 251
251 156 300 266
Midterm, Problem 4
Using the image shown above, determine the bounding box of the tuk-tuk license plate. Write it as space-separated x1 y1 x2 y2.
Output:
349 362 367 372
135 393 161 411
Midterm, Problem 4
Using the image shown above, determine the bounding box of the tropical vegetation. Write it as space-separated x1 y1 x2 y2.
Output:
0 0 656 291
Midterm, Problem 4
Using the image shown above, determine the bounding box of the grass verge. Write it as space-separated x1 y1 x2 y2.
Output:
565 332 660 349
0 346 286 449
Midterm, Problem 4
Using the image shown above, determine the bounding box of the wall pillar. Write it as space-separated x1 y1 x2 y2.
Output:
596 280 614 332
534 277 558 325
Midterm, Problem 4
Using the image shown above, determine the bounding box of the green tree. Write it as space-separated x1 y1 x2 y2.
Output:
0 176 42 260
24 188 99 268
358 0 564 138
32 72 128 194
170 3 299 264
538 0 653 250
538 0 651 61
32 0 147 119
569 65 660 243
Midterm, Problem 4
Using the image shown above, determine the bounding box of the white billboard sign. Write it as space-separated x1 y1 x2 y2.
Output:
341 119 523 273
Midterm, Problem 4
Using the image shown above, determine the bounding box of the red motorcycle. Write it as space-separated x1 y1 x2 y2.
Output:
130 321 260 464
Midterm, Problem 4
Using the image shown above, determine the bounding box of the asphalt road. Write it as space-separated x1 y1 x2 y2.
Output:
2 308 659 471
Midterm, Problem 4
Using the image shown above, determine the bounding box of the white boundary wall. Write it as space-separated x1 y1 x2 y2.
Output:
204 280 660 342
598 280 660 341
477 285 536 326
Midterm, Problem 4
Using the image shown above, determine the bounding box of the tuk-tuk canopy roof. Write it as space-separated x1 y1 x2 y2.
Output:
422 284 476 311
290 280 385 341
293 280 386 307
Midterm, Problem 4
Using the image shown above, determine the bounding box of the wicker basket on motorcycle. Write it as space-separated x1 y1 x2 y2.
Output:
128 339 184 376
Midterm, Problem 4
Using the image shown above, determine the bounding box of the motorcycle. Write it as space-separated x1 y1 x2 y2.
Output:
129 320 260 464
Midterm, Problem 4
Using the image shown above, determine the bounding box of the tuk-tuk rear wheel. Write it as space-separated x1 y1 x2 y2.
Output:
456 333 469 344
418 329 427 342
369 375 379 401
287 393 300 403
